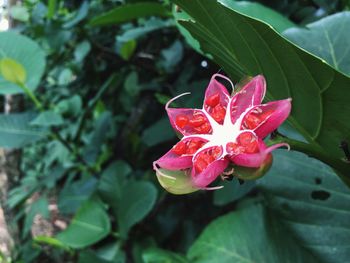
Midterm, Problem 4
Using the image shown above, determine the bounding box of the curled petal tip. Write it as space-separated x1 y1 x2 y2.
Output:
153 162 176 180
267 142 290 153
200 185 224 191
165 92 191 110
211 73 234 92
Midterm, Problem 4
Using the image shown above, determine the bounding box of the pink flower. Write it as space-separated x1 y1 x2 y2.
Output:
154 74 291 192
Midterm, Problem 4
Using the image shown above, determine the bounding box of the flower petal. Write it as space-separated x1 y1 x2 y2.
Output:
203 74 231 124
241 99 291 138
230 75 266 124
191 145 229 188
154 137 208 170
191 159 229 188
167 107 213 136
231 140 289 168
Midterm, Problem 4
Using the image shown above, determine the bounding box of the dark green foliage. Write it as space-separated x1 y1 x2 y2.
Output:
2 0 350 262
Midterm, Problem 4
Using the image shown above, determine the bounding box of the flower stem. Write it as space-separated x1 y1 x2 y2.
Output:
18 83 43 111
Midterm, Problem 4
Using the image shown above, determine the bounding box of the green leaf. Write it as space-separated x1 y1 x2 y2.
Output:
89 3 170 27
219 0 295 33
83 111 112 164
119 40 137 61
173 0 350 176
96 242 126 262
0 112 48 148
142 117 174 147
78 251 110 263
124 71 140 96
30 111 64 127
10 5 30 22
172 7 202 55
0 58 26 85
0 32 46 94
58 68 74 85
159 40 184 72
142 247 188 263
283 12 350 76
23 197 49 238
117 18 174 42
258 150 350 263
57 198 110 248
63 1 89 28
118 181 157 238
188 203 317 263
56 95 82 116
74 41 91 63
47 0 57 19
213 180 255 206
59 177 98 214
98 160 131 205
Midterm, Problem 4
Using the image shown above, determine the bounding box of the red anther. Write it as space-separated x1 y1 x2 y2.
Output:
227 142 243 154
244 113 261 129
211 104 226 123
186 140 203 154
194 157 208 173
172 141 187 155
201 154 213 164
200 122 212 133
189 113 206 127
260 109 274 121
238 132 254 146
226 142 237 153
175 114 189 128
237 132 259 154
194 122 212 134
244 140 259 153
212 147 222 158
243 109 274 130
205 93 220 107
194 147 221 173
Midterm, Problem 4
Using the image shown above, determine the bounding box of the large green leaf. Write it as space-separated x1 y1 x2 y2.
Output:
219 0 295 32
98 160 131 205
117 181 157 238
0 31 46 94
188 203 317 263
89 2 170 26
56 199 110 248
173 0 350 175
283 12 350 76
258 150 350 263
213 179 255 206
0 112 48 148
30 111 64 127
142 248 188 263
98 162 157 239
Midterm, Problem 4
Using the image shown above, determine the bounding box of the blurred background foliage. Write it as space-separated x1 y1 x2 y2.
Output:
0 0 349 262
